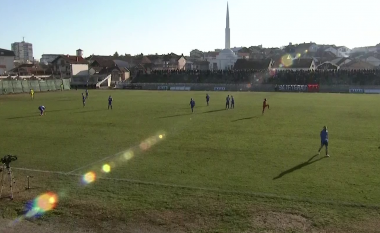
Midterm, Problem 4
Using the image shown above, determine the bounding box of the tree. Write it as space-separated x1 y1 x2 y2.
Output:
113 52 119 57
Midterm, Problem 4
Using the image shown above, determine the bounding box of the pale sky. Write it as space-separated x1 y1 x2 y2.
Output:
0 0 378 59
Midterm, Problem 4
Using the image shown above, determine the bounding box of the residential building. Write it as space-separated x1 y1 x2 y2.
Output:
11 39 33 62
193 61 209 70
0 48 15 74
339 60 376 70
145 53 186 70
294 42 319 56
236 47 251 59
351 46 378 54
330 57 352 67
40 54 62 64
356 53 380 67
98 65 130 82
324 46 351 57
204 51 219 61
51 55 88 76
190 49 204 59
272 58 316 71
234 59 273 70
316 62 339 70
8 64 53 76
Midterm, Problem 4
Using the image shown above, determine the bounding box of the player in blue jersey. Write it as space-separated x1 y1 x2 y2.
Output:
85 89 89 98
318 126 329 157
108 95 113 110
226 95 230 109
82 93 86 107
231 96 235 109
206 94 210 106
189 98 195 112
38 105 45 116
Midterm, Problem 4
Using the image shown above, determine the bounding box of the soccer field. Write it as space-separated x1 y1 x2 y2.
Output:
1 90 380 233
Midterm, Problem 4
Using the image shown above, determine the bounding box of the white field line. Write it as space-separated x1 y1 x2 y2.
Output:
12 167 380 210
65 154 118 174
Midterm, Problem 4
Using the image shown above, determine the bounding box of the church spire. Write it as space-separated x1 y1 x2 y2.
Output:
225 2 230 49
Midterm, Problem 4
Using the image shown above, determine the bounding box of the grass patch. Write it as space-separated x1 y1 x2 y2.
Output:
0 90 380 232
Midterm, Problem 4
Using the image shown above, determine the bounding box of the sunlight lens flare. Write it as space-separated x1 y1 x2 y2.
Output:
281 54 293 67
82 171 96 184
123 150 134 160
25 192 59 218
102 164 111 173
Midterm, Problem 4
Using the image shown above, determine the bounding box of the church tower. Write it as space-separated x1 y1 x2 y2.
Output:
225 2 230 49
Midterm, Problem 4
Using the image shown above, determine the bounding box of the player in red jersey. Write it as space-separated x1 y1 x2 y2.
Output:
262 98 269 114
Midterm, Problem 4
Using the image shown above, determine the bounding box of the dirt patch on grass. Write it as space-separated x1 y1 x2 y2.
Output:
252 210 312 232
133 209 216 233
326 218 380 233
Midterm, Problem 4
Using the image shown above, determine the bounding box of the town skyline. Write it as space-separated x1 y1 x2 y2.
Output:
1 0 379 59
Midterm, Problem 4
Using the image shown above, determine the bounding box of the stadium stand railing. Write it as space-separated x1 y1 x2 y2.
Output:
0 79 70 94
130 69 380 85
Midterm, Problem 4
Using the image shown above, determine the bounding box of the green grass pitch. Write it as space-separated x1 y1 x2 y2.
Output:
1 90 380 232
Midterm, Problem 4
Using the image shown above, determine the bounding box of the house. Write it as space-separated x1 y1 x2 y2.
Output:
89 57 115 75
339 60 377 70
40 54 62 64
272 58 316 71
0 48 15 74
189 49 204 59
185 60 194 70
351 46 378 54
316 62 339 70
51 55 88 76
234 59 273 70
193 61 209 70
249 46 264 60
147 53 186 70
204 51 219 61
294 42 319 56
356 53 380 67
8 63 53 76
98 64 130 82
236 47 251 59
324 46 351 57
330 57 352 67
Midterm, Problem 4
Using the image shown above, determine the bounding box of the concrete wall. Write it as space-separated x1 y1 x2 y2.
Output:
72 64 89 76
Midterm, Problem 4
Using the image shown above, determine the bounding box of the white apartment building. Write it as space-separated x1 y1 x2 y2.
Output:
11 39 33 62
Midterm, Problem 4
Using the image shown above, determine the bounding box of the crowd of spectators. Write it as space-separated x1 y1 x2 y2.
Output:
131 69 380 85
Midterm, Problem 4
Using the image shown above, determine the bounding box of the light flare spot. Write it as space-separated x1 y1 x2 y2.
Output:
35 192 58 212
102 164 111 173
123 151 134 160
281 54 293 67
82 172 96 184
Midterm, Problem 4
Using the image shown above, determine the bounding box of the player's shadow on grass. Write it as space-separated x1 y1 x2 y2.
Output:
6 115 38 120
6 109 76 119
158 113 192 118
273 154 327 180
231 116 258 122
73 109 105 114
201 109 226 114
